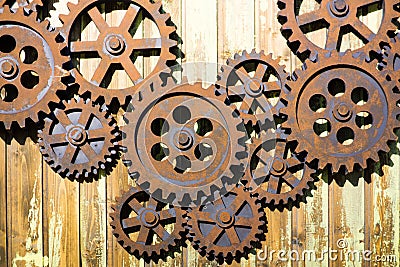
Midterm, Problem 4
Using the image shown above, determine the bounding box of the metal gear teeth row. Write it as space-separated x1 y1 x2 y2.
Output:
109 186 187 260
280 51 399 173
121 76 248 207
186 186 266 263
51 0 178 110
0 7 70 129
277 0 400 62
38 97 122 180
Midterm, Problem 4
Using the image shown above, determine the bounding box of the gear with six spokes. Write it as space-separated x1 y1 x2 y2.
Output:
38 97 121 180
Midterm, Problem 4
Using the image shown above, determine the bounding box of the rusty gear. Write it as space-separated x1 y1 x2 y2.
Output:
122 77 248 207
54 0 177 109
0 7 68 129
186 186 266 263
379 34 400 82
277 0 400 61
246 131 317 208
38 97 121 180
0 0 42 13
281 51 399 173
216 49 288 126
110 186 186 260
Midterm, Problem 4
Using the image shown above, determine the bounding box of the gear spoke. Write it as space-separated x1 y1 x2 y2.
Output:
283 173 301 188
147 197 159 209
120 4 140 30
44 133 67 145
159 209 176 221
87 128 105 140
70 41 99 53
254 63 268 80
352 19 375 43
195 211 214 222
56 112 73 127
122 216 141 229
80 142 98 158
298 9 322 27
121 59 143 84
325 26 341 50
226 227 240 244
229 84 246 96
235 217 253 227
91 60 110 86
128 198 145 214
207 225 224 243
264 81 281 92
87 6 108 31
129 38 163 50
153 224 170 240
267 175 280 194
235 66 251 83
64 144 77 163
136 226 150 244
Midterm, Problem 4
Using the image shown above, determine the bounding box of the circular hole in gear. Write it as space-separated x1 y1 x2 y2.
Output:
351 87 369 106
337 127 355 146
194 143 213 161
0 35 16 53
172 106 191 124
195 118 213 136
150 143 169 161
20 70 39 89
151 118 169 136
356 112 373 130
328 78 346 97
20 46 39 64
309 94 327 112
313 119 331 137
174 155 191 174
0 84 18 102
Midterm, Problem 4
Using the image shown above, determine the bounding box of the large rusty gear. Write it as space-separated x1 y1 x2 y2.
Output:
0 7 69 129
186 186 266 263
246 131 317 208
216 49 288 126
38 97 121 180
109 186 186 260
277 0 400 62
122 77 248 207
281 51 399 173
53 0 177 109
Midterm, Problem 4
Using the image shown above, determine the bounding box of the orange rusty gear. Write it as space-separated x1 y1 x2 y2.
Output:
0 0 42 13
186 186 266 264
0 7 69 129
277 0 400 62
122 77 248 207
246 131 317 208
38 97 121 180
216 49 288 126
281 51 399 173
110 186 186 261
54 0 177 109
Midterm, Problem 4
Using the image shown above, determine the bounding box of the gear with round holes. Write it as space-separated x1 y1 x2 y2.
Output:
38 97 121 180
122 77 248 207
277 0 400 62
53 0 177 109
281 51 399 173
246 130 317 208
0 8 69 129
186 186 266 263
109 186 186 260
216 49 288 126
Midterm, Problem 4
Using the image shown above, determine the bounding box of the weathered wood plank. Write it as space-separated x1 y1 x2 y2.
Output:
7 139 44 267
0 139 6 266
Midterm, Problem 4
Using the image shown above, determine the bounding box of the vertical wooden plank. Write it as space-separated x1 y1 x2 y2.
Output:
0 139 6 266
7 139 45 267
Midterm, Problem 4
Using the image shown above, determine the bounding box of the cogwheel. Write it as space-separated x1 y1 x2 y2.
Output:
186 186 266 264
38 97 121 180
0 7 69 129
109 186 186 261
379 34 400 81
277 0 400 62
281 51 399 173
246 130 317 208
216 49 288 126
122 77 248 207
52 0 177 110
0 0 42 13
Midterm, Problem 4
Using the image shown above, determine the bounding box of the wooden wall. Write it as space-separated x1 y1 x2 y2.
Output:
0 0 399 266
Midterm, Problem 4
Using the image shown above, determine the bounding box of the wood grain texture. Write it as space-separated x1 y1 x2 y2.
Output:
0 139 6 266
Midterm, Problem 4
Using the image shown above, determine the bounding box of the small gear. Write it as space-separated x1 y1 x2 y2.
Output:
216 49 288 126
122 77 248 207
281 51 399 173
379 33 400 81
277 0 400 61
110 186 186 260
38 97 121 180
246 131 317 208
186 186 266 264
0 7 69 129
53 0 177 109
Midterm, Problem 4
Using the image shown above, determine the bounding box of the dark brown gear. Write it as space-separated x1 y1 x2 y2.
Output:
246 131 317 208
122 77 248 207
109 186 186 260
186 186 266 264
281 51 399 173
277 0 400 62
0 7 69 129
54 0 177 109
38 97 121 180
216 49 288 126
